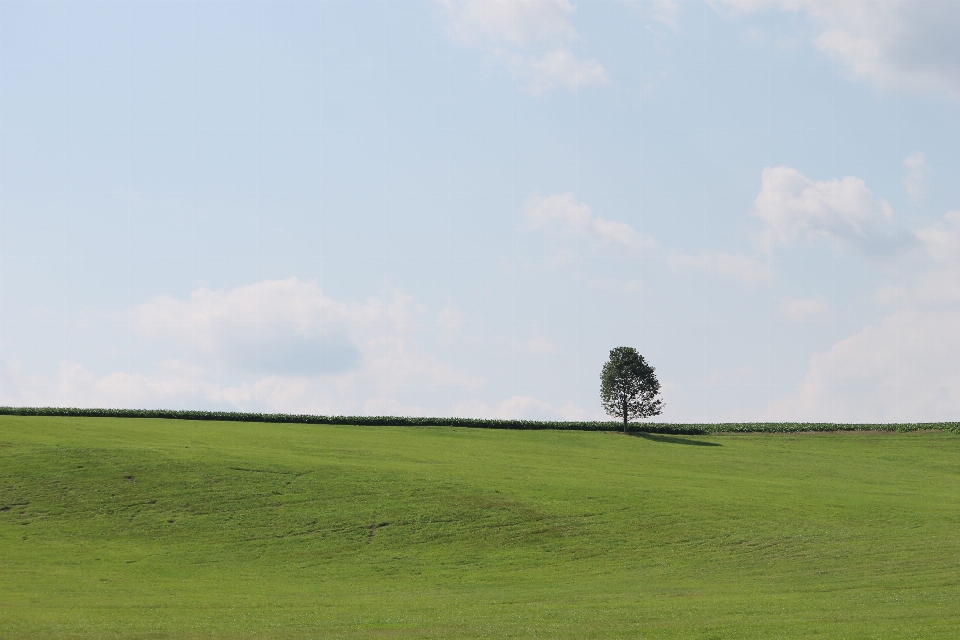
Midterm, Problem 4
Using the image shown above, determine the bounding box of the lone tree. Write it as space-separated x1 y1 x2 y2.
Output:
600 347 663 433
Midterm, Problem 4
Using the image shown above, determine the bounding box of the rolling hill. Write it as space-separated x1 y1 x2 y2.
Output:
2 415 959 638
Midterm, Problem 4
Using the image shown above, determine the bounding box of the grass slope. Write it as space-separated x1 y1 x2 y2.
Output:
2 416 959 638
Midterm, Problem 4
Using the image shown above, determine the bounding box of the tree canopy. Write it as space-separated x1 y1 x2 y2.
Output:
600 347 663 432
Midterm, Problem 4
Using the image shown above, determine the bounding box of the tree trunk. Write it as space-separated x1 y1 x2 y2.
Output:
622 398 628 434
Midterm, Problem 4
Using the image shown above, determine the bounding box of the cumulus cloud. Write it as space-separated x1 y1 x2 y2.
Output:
0 279 603 420
917 210 960 265
1 279 484 415
0 357 445 418
522 192 653 254
715 0 960 99
779 295 830 322
131 278 378 376
903 151 929 203
763 308 960 422
764 209 960 421
667 250 772 284
0 358 216 411
439 0 608 93
899 210 960 305
752 166 911 256
671 165 911 289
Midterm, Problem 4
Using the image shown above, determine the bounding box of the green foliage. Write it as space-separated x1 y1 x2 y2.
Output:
599 347 663 427
2 405 957 434
2 416 960 638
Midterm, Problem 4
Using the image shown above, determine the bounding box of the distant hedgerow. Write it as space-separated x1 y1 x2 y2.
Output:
1 406 957 435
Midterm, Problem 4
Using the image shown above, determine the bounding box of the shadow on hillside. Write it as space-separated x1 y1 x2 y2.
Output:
630 433 721 447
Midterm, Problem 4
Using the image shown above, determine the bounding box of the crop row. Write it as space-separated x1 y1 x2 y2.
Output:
1 406 958 435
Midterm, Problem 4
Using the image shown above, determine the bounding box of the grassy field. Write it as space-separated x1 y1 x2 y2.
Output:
2 416 959 638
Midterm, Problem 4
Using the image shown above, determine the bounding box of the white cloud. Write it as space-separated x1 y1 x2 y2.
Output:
859 210 960 308
509 325 557 355
524 335 556 355
903 151 929 202
441 0 578 48
0 358 338 415
752 166 911 255
1 279 485 415
0 358 204 410
439 0 609 93
620 0 680 31
897 210 960 305
779 295 830 322
131 278 388 375
647 0 680 31
522 192 653 254
765 209 960 422
583 275 644 294
715 0 960 99
0 279 618 420
763 308 960 422
917 210 960 266
671 166 911 289
506 48 608 93
667 250 772 284
437 306 468 345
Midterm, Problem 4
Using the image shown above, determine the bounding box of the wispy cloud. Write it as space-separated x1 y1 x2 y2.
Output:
509 325 557 355
903 151 929 203
779 296 830 322
522 192 653 255
667 251 772 285
715 0 960 100
438 0 609 94
620 0 680 32
647 0 680 31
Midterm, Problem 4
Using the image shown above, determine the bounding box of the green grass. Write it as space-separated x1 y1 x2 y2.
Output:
2 416 959 638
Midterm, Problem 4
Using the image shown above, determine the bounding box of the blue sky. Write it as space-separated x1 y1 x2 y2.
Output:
2 0 959 422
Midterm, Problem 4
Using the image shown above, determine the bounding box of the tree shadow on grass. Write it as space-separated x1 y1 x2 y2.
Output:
630 433 722 447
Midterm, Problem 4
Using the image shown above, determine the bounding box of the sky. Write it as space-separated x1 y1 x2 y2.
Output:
1 0 959 422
